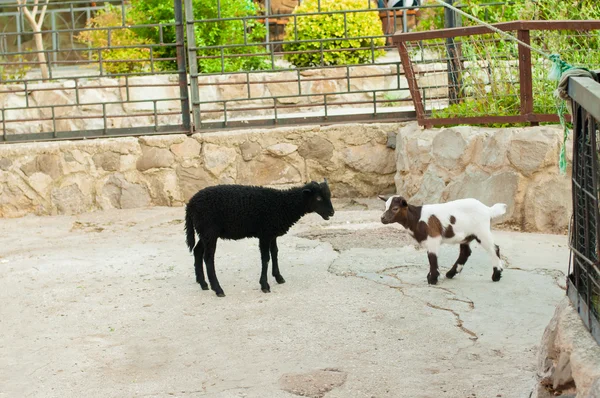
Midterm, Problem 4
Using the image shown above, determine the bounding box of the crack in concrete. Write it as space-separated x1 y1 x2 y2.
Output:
507 267 567 291
425 302 478 341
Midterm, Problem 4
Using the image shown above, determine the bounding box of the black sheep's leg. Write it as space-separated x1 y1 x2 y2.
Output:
271 238 285 284
193 240 209 290
259 238 271 293
203 237 225 297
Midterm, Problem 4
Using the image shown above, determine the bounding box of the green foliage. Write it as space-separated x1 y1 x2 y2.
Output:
282 0 386 67
76 4 151 74
0 55 31 82
129 0 269 73
416 0 600 125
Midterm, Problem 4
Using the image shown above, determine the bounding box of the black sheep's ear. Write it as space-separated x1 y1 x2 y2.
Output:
303 188 312 195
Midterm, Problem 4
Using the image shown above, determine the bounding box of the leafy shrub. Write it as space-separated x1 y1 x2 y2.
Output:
282 0 386 67
415 0 600 126
0 55 30 82
129 0 270 73
76 4 151 74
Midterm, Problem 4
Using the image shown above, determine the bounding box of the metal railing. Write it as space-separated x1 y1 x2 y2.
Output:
1 0 509 141
567 72 600 346
392 20 600 128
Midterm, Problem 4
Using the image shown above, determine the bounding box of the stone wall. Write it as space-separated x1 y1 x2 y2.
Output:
533 298 600 398
0 123 399 218
394 122 572 233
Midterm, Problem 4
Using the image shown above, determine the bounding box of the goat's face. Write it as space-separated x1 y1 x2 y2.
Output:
379 195 408 225
304 179 335 220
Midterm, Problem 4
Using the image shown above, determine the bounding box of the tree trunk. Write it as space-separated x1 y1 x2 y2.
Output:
32 28 49 80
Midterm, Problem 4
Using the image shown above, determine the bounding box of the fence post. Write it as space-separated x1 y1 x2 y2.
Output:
174 0 191 132
517 29 537 126
184 0 201 131
444 0 461 105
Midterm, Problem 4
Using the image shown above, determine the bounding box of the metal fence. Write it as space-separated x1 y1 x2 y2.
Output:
392 20 600 128
1 0 510 142
567 71 600 346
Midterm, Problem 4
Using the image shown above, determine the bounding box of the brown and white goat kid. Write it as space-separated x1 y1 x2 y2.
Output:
379 196 507 285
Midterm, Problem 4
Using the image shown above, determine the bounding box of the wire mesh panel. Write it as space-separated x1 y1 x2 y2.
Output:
183 0 429 131
393 21 600 128
0 0 190 142
568 74 600 346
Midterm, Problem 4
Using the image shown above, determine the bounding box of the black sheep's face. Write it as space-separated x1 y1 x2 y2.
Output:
304 180 335 220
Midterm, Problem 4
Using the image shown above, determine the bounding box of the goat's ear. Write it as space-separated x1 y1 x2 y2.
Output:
401 199 408 207
378 195 388 202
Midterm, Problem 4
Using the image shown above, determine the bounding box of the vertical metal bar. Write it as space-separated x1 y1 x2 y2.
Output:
444 0 460 105
75 79 80 105
517 29 537 126
2 109 6 141
51 107 56 138
185 0 201 130
153 101 158 132
274 98 278 124
403 9 408 33
102 103 107 135
51 12 58 64
174 0 191 132
324 95 328 119
397 41 426 125
24 81 29 107
265 0 271 54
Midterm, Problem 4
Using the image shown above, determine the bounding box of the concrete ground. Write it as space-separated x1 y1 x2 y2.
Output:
0 200 570 398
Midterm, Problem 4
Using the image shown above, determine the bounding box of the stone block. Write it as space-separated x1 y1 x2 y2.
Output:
136 146 175 171
120 75 180 112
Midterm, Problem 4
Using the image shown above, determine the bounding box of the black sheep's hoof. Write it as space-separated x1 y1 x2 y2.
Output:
492 267 503 282
215 291 226 297
275 275 286 284
446 269 457 279
199 282 209 290
261 287 271 293
427 273 439 285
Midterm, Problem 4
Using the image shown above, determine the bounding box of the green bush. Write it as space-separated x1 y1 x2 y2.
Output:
76 4 151 75
416 0 600 126
129 0 270 73
0 55 30 82
282 0 386 67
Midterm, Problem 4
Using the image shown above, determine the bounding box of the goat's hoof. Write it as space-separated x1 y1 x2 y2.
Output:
427 273 439 285
446 269 457 279
492 267 503 282
275 275 286 284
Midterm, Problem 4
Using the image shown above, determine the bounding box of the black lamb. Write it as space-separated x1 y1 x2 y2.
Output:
185 179 335 297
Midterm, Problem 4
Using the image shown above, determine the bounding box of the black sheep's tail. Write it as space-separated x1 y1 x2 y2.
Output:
185 206 196 253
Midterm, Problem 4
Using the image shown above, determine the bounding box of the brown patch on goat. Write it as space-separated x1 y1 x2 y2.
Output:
463 234 480 244
450 215 456 224
427 215 443 237
443 225 455 239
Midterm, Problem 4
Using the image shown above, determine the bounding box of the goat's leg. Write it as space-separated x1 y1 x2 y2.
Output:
479 231 503 282
259 238 271 293
446 243 472 279
270 238 285 284
425 237 442 285
193 240 209 290
203 238 225 297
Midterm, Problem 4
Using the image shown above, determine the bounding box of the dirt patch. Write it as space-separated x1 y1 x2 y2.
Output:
279 368 348 398
70 221 104 233
297 227 416 251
